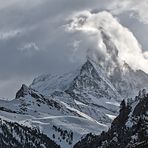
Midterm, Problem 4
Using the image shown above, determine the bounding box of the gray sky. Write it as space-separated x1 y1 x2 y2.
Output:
0 0 148 99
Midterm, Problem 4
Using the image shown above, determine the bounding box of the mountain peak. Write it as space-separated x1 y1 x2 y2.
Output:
81 59 94 71
15 84 30 99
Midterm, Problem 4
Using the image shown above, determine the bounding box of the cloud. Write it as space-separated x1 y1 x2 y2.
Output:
144 51 148 59
108 0 148 24
18 42 40 56
66 11 148 73
0 29 24 40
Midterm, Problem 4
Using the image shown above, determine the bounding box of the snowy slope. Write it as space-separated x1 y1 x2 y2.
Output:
0 84 107 147
0 110 106 147
31 70 79 95
0 84 80 117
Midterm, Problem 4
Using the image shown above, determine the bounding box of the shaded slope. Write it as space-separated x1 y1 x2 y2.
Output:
0 118 60 148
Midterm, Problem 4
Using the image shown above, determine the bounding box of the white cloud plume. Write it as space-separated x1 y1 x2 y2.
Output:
0 29 24 40
66 11 148 73
144 51 148 59
19 42 40 56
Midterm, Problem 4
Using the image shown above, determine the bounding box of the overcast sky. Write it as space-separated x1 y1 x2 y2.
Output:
0 0 148 99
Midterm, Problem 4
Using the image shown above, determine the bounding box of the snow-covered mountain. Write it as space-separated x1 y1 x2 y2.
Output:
30 30 148 126
31 59 121 124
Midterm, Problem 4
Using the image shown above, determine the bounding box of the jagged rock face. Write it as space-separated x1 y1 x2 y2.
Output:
16 84 30 99
74 91 148 148
61 60 121 123
65 60 121 103
0 118 60 148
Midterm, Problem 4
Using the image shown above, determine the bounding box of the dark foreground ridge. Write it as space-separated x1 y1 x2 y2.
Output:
0 118 60 148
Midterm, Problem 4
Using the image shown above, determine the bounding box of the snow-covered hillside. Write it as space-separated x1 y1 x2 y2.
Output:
0 83 107 147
